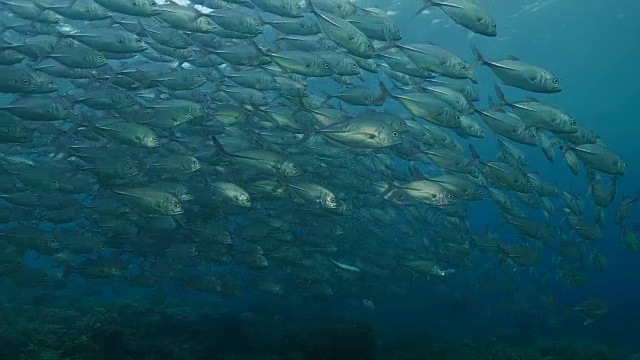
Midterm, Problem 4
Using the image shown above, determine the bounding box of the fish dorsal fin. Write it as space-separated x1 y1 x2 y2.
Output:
506 54 520 61
524 97 543 103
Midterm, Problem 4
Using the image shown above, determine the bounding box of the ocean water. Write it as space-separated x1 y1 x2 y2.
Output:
0 0 639 359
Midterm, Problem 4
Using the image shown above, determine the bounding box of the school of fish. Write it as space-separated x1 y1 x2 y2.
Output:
0 0 636 325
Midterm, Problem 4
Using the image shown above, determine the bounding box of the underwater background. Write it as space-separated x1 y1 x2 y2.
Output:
0 0 639 359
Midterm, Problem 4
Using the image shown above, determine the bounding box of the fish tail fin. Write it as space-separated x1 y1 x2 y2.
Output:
408 163 427 179
377 80 392 99
211 136 233 157
294 132 312 146
61 263 77 279
319 90 333 104
469 144 481 163
375 39 396 53
273 31 285 51
493 84 509 107
32 2 63 20
469 43 485 65
372 82 390 105
305 0 316 14
248 39 267 57
379 176 399 198
414 0 434 17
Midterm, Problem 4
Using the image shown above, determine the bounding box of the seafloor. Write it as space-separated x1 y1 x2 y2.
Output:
1 300 635 360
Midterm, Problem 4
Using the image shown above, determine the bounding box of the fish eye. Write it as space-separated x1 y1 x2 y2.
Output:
292 164 298 169
151 1 157 6
455 115 460 120
136 38 143 43
324 63 330 69
392 131 398 137
478 190 483 196
570 120 576 125
461 65 467 70
125 95 132 100
394 27 399 33
48 80 54 85
552 78 559 84
225 235 231 240
22 79 29 85
173 202 179 208
448 194 453 200
329 197 336 203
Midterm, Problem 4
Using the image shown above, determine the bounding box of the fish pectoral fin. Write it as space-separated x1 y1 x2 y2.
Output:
571 147 597 155
113 191 145 199
432 1 465 9
288 183 311 194
317 13 341 28
512 103 537 112
94 125 123 132
490 62 519 71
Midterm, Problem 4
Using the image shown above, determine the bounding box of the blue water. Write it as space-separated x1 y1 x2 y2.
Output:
395 0 640 350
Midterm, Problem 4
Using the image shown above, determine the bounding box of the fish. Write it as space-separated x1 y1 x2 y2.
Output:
0 0 627 343
397 43 476 82
113 187 184 215
472 45 562 93
570 143 625 175
416 0 497 37
307 0 375 59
